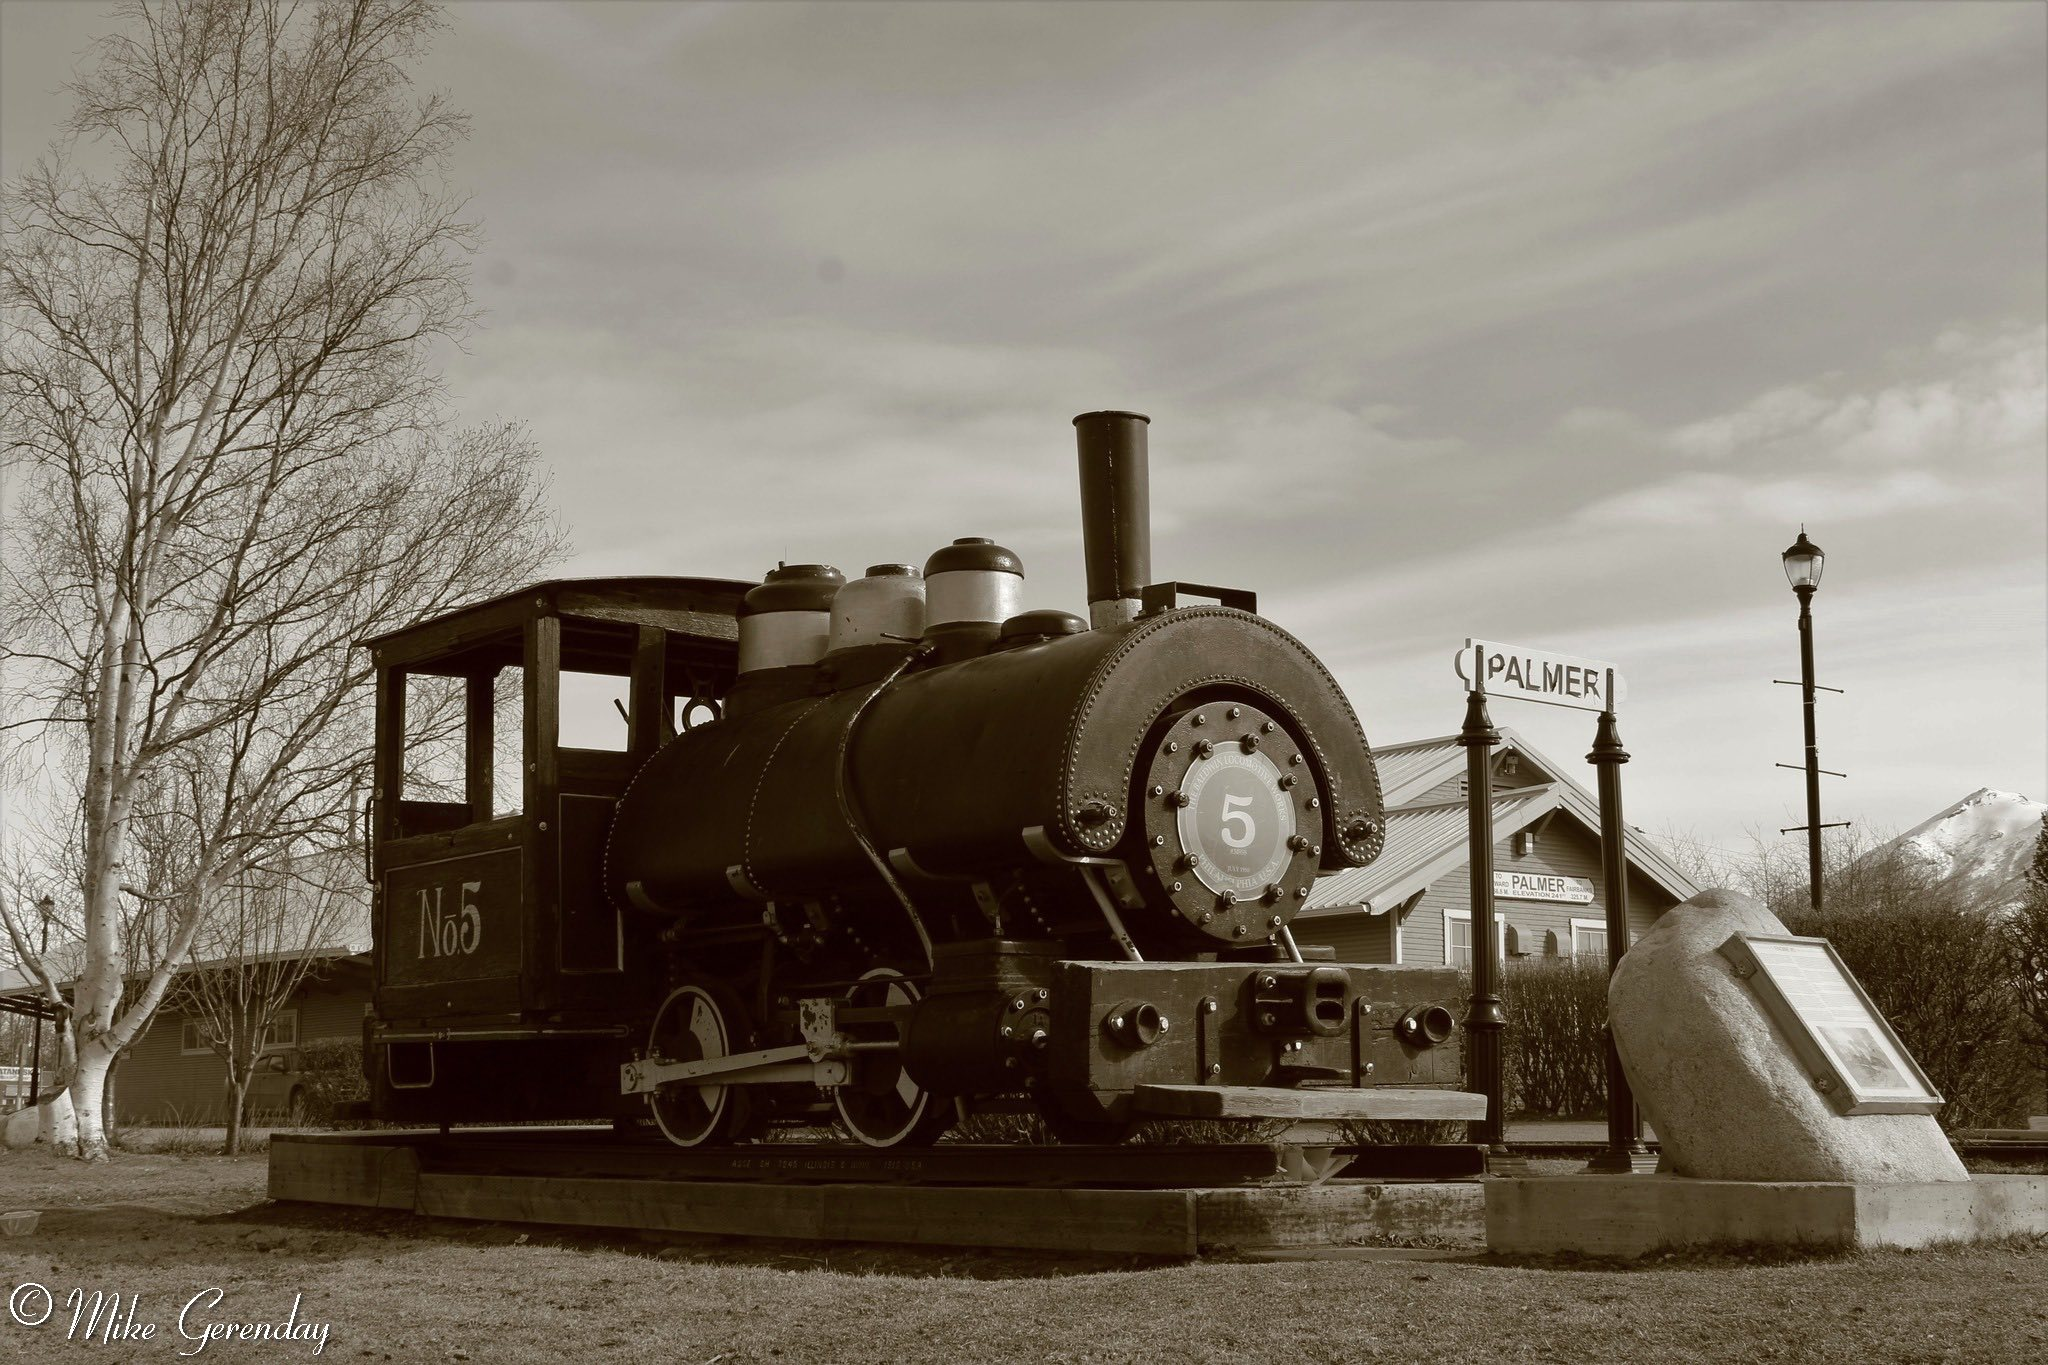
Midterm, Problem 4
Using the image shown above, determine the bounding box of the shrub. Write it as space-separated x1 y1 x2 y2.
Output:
296 1038 368 1127
1499 958 1610 1118
1342 1119 1469 1145
1781 866 2034 1131
2001 815 2048 1118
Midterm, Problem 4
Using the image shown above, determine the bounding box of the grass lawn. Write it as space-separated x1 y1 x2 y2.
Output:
1 1146 2043 1365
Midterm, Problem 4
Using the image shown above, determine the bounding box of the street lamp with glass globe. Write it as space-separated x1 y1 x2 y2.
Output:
1783 529 1827 909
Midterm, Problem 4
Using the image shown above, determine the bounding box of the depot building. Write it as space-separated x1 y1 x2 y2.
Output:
1291 730 1698 966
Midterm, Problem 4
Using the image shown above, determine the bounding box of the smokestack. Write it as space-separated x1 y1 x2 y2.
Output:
1073 410 1152 629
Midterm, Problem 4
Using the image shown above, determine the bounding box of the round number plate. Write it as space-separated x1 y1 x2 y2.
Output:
1175 748 1294 896
1138 700 1324 942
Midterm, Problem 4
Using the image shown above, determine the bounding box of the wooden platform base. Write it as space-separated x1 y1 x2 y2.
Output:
269 1132 1484 1256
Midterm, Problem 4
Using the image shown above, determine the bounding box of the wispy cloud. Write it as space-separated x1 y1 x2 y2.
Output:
1667 325 2046 466
1577 469 1962 528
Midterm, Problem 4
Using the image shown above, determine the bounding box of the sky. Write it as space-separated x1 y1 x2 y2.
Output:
4 0 2044 859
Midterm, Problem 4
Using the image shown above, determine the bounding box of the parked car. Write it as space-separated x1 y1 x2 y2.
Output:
243 1050 309 1125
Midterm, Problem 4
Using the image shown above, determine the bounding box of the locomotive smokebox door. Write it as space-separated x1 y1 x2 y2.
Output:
1138 700 1324 945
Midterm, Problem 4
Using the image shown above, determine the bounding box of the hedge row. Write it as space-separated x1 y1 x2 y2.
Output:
295 1038 368 1126
1466 867 2044 1128
1499 958 1611 1118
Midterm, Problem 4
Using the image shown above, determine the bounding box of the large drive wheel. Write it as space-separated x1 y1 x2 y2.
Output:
647 983 758 1148
831 968 955 1148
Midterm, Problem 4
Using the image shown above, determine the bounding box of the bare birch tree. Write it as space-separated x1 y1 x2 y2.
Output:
1 0 562 1158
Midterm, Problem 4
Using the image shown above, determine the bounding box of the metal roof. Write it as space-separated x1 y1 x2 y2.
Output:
356 577 753 674
1301 721 1703 920
1372 734 1467 806
1305 784 1562 913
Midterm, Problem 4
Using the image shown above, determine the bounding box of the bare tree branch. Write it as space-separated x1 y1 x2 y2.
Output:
1 0 563 1159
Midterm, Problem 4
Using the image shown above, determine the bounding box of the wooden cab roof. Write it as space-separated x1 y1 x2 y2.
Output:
359 576 755 677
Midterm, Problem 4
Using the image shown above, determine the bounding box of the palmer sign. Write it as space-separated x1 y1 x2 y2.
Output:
1494 871 1595 904
1454 639 1627 713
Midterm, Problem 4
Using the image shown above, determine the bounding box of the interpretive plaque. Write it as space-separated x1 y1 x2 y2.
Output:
1716 931 1943 1116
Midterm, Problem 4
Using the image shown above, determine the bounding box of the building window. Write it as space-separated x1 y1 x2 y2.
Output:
179 1011 298 1054
1570 918 1608 960
179 1019 216 1056
1443 909 1506 967
262 1010 298 1051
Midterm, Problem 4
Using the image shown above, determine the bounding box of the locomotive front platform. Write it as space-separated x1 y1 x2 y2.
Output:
268 1129 1487 1257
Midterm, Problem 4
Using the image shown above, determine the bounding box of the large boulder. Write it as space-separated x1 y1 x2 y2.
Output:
1 1104 36 1149
2 1091 73 1150
1609 888 1966 1183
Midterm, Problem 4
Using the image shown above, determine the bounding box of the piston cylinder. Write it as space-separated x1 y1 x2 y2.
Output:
901 940 1055 1096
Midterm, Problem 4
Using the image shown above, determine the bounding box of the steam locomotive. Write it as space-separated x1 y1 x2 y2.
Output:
360 413 1470 1147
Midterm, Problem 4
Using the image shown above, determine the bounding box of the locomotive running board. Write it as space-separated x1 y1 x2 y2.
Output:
1133 1084 1487 1123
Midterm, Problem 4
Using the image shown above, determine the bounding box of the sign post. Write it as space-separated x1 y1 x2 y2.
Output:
1584 697 1648 1174
1453 640 1643 1173
1456 686 1506 1155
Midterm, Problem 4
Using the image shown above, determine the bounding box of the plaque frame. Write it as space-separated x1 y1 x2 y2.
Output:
1716 931 1943 1116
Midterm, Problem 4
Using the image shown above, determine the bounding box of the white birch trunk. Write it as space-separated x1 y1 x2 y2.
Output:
66 1045 115 1161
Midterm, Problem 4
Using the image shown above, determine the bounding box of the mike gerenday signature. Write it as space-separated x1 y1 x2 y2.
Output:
9 1281 332 1356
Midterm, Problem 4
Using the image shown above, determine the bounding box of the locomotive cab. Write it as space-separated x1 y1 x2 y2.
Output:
360 577 749 1122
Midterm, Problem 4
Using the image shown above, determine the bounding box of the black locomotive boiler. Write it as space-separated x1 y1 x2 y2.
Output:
360 412 1474 1147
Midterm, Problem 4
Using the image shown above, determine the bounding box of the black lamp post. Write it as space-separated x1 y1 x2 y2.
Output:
1782 530 1826 911
29 895 53 1105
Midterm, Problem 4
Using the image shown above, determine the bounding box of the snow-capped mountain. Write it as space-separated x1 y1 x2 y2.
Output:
1869 788 2046 909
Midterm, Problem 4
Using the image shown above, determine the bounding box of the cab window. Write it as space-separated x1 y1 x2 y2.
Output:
559 670 630 753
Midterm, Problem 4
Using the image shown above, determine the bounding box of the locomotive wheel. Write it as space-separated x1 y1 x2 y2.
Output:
831 968 956 1149
646 983 759 1148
